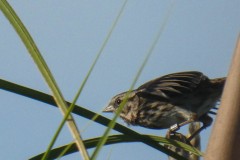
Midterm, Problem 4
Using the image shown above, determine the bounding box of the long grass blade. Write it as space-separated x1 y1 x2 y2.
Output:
91 2 176 160
0 79 188 159
29 134 203 160
0 1 89 159
0 1 187 158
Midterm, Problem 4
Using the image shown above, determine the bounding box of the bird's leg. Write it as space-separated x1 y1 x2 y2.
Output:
168 114 198 133
168 114 213 141
166 114 198 139
187 115 213 141
166 121 193 139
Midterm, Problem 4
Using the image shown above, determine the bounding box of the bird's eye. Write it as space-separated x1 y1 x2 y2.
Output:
115 98 122 106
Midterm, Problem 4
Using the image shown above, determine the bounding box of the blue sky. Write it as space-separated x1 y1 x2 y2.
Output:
0 1 239 160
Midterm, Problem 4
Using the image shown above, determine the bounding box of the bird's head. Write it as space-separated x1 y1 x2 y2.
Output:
103 91 139 124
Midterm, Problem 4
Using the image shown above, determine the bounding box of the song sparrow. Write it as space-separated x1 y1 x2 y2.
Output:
103 71 225 140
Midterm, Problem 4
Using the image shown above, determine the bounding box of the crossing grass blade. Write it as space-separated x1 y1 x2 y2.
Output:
91 1 176 160
29 134 203 160
0 79 193 160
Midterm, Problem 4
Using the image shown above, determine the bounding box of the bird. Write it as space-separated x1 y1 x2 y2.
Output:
103 71 225 140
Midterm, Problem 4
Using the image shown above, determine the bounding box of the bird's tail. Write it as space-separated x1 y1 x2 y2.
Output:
210 77 226 89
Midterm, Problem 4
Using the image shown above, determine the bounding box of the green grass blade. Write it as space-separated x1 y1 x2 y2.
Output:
0 1 89 159
0 79 188 159
0 1 185 158
89 0 129 158
43 9 107 157
56 143 74 160
29 134 203 160
91 2 176 160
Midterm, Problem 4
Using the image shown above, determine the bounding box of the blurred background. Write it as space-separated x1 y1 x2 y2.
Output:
0 1 239 159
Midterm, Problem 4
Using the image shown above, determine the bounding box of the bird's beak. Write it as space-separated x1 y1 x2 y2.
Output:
103 105 115 112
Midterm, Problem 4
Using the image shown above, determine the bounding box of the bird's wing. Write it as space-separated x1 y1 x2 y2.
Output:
137 71 209 101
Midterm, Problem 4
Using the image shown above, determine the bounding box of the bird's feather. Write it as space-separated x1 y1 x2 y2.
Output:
137 71 209 101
